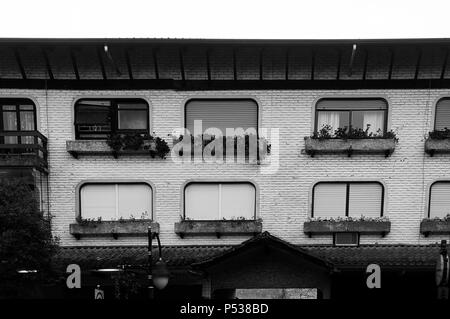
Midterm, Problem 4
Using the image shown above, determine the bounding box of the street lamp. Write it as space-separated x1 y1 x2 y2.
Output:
148 225 170 299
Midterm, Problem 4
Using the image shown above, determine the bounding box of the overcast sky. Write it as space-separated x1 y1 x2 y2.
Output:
1 0 450 39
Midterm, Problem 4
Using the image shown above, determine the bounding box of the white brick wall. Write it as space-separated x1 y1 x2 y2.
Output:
2 87 450 247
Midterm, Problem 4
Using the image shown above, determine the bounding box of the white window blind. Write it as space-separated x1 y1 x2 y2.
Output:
313 182 383 218
348 183 382 218
80 183 152 220
185 100 258 136
429 182 450 218
185 183 255 220
313 183 347 218
435 99 450 130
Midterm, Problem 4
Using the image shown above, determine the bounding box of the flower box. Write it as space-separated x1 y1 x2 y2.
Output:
304 137 396 157
303 220 391 237
174 220 263 238
69 220 159 239
424 138 450 156
66 140 161 159
420 219 450 236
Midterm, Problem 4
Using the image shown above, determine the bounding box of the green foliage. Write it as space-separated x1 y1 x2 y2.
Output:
307 216 389 222
312 124 398 141
106 133 170 158
428 128 450 139
111 270 143 300
0 179 59 298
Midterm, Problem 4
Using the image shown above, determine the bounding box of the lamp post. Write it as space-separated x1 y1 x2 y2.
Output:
148 225 170 299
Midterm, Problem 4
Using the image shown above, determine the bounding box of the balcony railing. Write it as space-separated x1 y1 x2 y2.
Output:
0 131 48 172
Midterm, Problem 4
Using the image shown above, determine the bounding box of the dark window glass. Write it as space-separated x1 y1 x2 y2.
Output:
0 99 36 145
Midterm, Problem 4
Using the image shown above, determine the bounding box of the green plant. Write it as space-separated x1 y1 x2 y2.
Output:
106 132 170 158
307 216 389 222
111 269 142 300
311 124 398 141
424 214 450 221
122 133 144 150
0 179 60 298
106 133 124 152
429 128 450 139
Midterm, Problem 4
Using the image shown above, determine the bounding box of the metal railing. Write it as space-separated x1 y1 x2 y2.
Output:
0 131 48 168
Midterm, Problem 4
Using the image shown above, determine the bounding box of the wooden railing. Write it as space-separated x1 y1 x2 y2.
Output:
0 131 48 170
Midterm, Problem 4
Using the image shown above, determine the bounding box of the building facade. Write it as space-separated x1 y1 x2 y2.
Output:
1 38 449 299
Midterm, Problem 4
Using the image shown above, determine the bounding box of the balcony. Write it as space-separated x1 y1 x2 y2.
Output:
0 131 48 172
303 220 391 237
69 220 159 239
304 137 396 157
174 220 263 238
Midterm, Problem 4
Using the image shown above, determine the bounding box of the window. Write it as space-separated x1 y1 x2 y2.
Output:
334 233 359 246
315 98 388 136
0 99 36 144
429 182 450 218
185 99 258 136
80 183 152 220
434 98 450 130
184 182 256 220
75 98 149 139
312 182 384 218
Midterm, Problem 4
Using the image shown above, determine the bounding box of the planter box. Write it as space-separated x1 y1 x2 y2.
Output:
424 138 450 156
420 219 450 236
174 220 262 238
66 140 160 159
70 220 159 239
304 137 396 157
303 220 391 237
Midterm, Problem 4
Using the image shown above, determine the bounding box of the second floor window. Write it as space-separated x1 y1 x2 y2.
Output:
429 182 450 218
434 98 450 131
184 182 256 220
312 182 384 218
315 98 388 136
0 99 36 144
75 98 149 139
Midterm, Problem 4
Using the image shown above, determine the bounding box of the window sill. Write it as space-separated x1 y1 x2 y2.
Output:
66 140 164 159
69 220 159 239
424 138 450 156
304 137 396 157
303 220 391 237
420 219 450 237
174 220 262 238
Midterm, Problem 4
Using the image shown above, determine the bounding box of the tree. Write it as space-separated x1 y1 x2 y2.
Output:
0 179 59 298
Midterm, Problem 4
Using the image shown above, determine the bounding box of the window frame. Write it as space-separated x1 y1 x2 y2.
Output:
311 181 385 218
0 98 37 144
184 98 260 137
74 98 150 139
78 181 153 220
433 97 450 130
183 181 257 220
428 180 450 218
314 98 388 135
333 232 360 247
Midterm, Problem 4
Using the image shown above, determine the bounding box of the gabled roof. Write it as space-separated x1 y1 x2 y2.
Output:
191 231 334 269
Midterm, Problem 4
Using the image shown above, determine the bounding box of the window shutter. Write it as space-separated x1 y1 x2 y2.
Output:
185 100 258 136
316 99 387 110
435 99 450 130
80 184 116 220
313 183 347 218
220 184 255 219
430 182 450 218
117 184 152 219
348 183 383 218
185 184 220 220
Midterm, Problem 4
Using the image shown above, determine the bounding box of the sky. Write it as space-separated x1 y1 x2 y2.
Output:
1 0 450 39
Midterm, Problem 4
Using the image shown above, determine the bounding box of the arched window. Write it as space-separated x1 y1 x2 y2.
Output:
75 98 149 139
434 98 450 130
429 181 450 218
184 182 256 220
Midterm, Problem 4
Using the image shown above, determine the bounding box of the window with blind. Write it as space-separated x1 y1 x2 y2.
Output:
0 99 36 144
80 183 152 220
434 98 450 130
312 182 384 218
185 99 258 136
429 182 450 218
75 98 149 139
315 98 388 136
184 182 256 220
